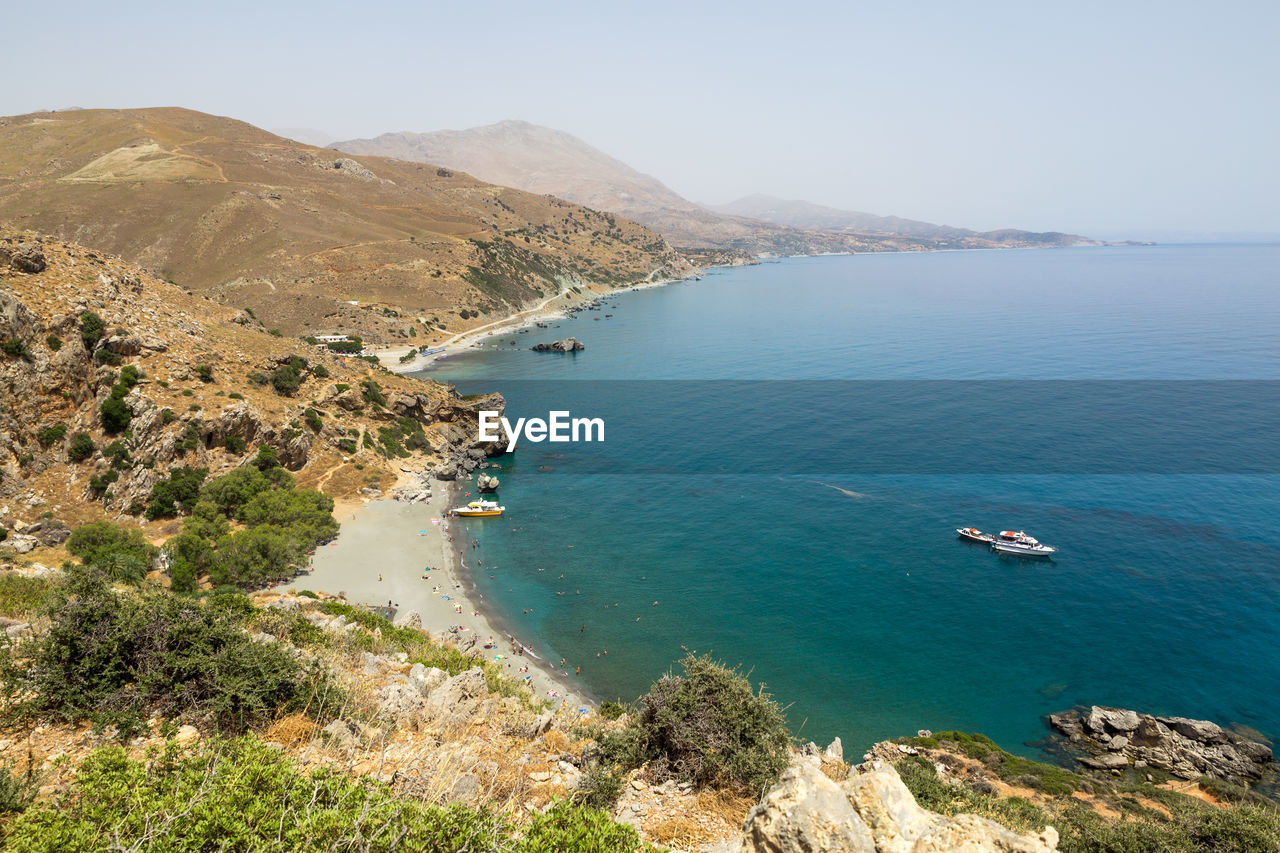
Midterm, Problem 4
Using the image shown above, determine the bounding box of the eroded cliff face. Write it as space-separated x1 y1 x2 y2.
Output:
0 228 501 531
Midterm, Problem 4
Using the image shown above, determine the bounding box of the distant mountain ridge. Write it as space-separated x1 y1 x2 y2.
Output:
711 194 1093 247
333 121 1099 253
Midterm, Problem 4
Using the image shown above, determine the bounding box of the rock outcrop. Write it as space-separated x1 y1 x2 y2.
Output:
476 473 499 492
1048 705 1273 783
739 756 1058 852
531 337 584 352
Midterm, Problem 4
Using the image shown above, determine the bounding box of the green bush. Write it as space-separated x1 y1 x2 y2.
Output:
361 379 386 407
67 432 96 462
589 655 791 800
99 394 131 434
303 408 322 432
2 338 31 359
270 364 302 396
1 568 337 736
79 311 105 350
2 738 532 852
35 423 67 447
66 521 156 583
118 364 143 389
88 469 119 497
145 466 208 520
93 347 122 366
161 407 176 424
253 445 280 471
336 437 357 454
247 371 269 386
45 335 62 352
311 363 330 378
325 338 363 354
223 435 245 454
193 364 214 383
0 574 56 619
600 700 629 720
267 328 283 337
102 440 131 469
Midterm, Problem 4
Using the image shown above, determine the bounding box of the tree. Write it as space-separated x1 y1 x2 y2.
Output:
100 394 131 434
79 311 105 350
67 522 156 582
67 432 96 462
145 467 208 520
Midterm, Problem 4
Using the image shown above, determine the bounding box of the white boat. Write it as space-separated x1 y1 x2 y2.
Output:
452 500 505 517
991 530 1057 558
956 527 995 544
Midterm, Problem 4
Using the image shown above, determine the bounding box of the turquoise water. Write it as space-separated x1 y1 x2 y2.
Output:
422 245 1280 757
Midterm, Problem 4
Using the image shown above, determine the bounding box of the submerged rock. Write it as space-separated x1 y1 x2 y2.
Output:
531 337 584 352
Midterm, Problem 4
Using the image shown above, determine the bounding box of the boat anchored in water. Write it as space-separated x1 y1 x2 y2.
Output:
452 500 505 517
956 527 995 544
991 530 1057 558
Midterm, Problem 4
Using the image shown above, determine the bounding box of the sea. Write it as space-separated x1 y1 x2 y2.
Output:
420 244 1280 759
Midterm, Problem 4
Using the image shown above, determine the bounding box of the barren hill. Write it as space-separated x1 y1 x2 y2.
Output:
0 108 690 340
333 121 917 255
334 120 1098 254
713 194 1098 248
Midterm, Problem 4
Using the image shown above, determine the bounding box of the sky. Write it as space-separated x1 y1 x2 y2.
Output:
5 0 1278 238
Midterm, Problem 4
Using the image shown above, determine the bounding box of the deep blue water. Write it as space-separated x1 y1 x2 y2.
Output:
421 245 1280 758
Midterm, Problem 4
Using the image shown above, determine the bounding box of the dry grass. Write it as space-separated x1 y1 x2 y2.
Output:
264 713 316 745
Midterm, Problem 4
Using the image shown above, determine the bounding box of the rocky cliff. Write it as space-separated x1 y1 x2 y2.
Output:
0 227 499 539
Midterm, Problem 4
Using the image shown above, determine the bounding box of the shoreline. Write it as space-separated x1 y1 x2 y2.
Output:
284 484 592 712
380 272 695 374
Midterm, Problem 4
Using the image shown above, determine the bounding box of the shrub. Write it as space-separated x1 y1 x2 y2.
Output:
303 408 322 432
600 701 629 720
118 364 143 389
270 364 302 396
1 569 336 735
88 469 119 497
67 432 96 462
79 311 105 349
35 423 67 447
228 391 244 400
253 445 280 471
267 328 283 337
194 364 214 383
103 440 131 469
66 521 156 583
145 466 208 520
45 335 62 352
2 338 30 359
361 379 386 407
93 348 122 366
311 363 330 379
99 394 131 434
223 435 245 454
325 338 363 354
626 655 790 795
160 408 176 424
336 438 357 454
247 371 269 386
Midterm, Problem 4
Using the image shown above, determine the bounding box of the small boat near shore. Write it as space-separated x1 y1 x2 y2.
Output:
991 530 1057 558
452 500 505 517
956 527 995 544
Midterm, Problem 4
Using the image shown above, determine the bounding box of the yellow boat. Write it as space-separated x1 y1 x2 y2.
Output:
452 500 505 517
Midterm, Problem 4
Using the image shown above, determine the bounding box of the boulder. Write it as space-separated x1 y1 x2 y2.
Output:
0 534 38 554
824 737 844 763
477 473 500 492
1086 706 1141 734
531 337 585 352
423 668 489 727
1158 716 1226 744
739 758 1057 853
322 719 360 748
9 243 46 274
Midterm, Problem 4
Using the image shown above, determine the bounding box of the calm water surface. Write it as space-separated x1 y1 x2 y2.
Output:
420 245 1280 756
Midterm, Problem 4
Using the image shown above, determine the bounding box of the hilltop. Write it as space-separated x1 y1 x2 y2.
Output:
333 120 1099 254
0 108 690 340
712 194 1098 249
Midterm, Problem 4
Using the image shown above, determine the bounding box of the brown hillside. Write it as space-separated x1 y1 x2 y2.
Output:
0 108 690 340
0 226 500 539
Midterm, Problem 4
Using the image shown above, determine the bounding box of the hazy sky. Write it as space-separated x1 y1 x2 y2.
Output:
6 0 1278 237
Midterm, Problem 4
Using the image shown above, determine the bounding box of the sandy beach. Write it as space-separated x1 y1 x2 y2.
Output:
377 274 690 374
289 485 592 713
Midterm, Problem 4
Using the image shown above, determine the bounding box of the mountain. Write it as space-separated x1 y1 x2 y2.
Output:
713 194 1098 248
0 108 690 339
334 121 1098 253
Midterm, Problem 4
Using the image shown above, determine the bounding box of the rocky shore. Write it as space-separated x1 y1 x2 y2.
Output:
1047 705 1274 784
